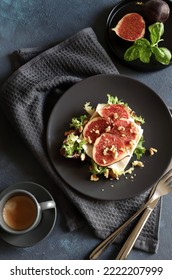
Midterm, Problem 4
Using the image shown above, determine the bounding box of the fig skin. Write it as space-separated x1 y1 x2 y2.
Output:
143 0 170 24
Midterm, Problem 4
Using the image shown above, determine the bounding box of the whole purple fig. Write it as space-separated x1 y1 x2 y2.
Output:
143 0 170 24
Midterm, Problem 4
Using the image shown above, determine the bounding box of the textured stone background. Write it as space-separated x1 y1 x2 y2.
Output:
0 0 171 260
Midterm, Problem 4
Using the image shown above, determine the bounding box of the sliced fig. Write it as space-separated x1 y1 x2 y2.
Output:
112 13 145 42
98 104 130 121
143 0 170 24
82 117 109 143
92 133 126 166
110 119 140 147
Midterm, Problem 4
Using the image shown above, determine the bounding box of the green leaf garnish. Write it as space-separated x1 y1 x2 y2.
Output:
107 94 128 106
90 160 107 175
134 136 146 160
62 132 87 157
83 102 95 115
124 22 171 65
70 115 87 129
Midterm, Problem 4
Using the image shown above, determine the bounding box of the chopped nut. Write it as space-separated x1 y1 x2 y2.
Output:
105 126 111 132
124 166 135 174
110 145 117 154
103 147 109 155
64 129 75 136
90 174 99 181
113 150 118 159
132 160 144 168
113 113 118 119
87 136 92 144
109 170 120 180
79 126 83 133
129 140 135 147
149 147 158 156
95 130 100 134
118 126 125 131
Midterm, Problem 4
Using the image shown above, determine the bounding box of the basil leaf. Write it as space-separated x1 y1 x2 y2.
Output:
139 46 152 63
123 22 171 65
134 38 150 47
152 46 172 65
124 45 140 61
149 22 164 45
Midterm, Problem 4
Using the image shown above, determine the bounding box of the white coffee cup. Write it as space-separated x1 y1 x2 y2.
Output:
0 189 56 234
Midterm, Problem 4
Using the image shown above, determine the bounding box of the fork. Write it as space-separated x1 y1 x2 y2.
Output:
89 168 172 260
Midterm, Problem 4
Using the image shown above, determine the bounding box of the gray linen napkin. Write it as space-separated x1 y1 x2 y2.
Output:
0 27 161 254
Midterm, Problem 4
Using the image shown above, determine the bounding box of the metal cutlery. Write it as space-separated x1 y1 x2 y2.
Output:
89 168 172 260
115 197 159 260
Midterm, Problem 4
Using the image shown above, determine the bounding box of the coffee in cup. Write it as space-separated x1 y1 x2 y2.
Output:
0 189 56 234
3 194 37 231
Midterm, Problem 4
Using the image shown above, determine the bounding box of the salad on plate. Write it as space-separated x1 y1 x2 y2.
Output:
60 94 156 181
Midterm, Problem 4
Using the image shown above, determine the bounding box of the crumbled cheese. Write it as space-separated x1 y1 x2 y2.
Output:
80 153 86 161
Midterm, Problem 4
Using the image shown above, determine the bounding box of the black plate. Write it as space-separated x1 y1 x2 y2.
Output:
47 74 172 200
0 182 57 247
106 0 172 71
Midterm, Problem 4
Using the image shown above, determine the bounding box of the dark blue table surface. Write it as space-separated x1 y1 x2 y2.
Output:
0 0 171 260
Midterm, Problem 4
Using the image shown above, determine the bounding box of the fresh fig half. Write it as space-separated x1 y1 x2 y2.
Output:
98 104 130 121
110 119 140 147
112 13 145 42
143 0 170 24
92 133 127 166
82 117 109 144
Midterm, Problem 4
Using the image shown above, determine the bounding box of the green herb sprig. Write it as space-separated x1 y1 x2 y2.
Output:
134 136 146 160
70 115 87 129
124 22 171 65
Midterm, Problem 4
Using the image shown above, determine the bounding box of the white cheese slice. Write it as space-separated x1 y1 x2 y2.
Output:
90 103 106 119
